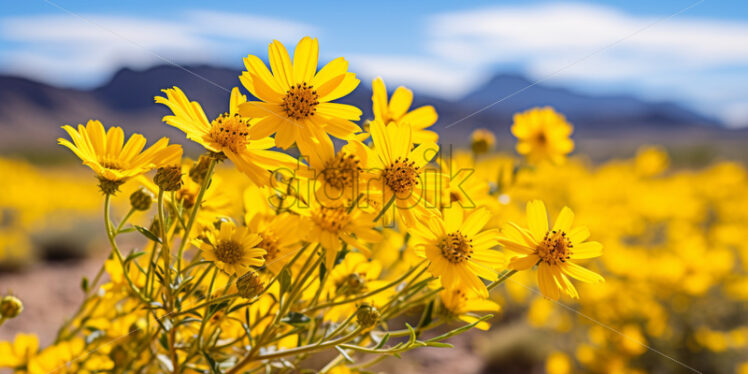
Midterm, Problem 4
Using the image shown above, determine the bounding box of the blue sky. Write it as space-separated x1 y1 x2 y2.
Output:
1 0 748 126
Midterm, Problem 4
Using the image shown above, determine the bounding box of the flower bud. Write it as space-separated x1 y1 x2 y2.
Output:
129 188 153 211
356 303 380 328
153 166 183 191
236 271 264 299
97 177 125 195
189 155 212 184
470 128 496 155
0 295 23 319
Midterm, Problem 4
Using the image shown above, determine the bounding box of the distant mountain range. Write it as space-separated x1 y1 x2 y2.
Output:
0 64 728 151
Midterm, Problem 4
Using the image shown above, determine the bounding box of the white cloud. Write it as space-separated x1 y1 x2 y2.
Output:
347 54 483 99
424 3 748 125
0 11 314 86
428 3 748 67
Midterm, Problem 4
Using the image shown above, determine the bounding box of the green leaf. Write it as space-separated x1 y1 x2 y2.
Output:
278 268 292 294
335 346 354 363
202 351 221 374
280 311 311 325
125 251 146 264
417 300 434 331
80 277 89 292
134 225 162 243
374 333 390 349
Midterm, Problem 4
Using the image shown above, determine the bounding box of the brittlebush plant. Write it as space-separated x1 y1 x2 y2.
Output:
0 37 606 373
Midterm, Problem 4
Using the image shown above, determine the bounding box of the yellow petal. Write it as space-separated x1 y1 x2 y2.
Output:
570 241 602 259
292 36 318 85
268 39 293 90
562 262 604 283
526 200 549 241
552 206 575 233
388 86 413 119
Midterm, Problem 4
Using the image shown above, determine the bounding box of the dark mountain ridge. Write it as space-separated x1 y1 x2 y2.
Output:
0 64 727 151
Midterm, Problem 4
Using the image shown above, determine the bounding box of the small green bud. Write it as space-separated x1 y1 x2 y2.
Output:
356 303 380 328
189 155 212 184
236 271 264 299
153 166 183 191
129 188 153 211
97 177 125 195
0 295 23 319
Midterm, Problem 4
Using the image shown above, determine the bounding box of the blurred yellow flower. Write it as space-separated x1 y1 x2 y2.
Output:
372 77 438 144
511 107 574 164
198 221 266 275
0 333 38 367
238 37 362 153
499 200 603 300
470 128 496 155
635 145 670 177
439 287 500 330
546 351 572 374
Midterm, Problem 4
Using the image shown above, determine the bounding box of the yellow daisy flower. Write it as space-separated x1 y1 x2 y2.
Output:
362 119 444 225
0 333 38 367
319 252 392 322
198 221 266 275
372 77 438 144
300 134 370 204
297 199 381 270
238 37 362 153
439 287 500 330
155 86 299 186
511 107 574 164
412 206 506 297
470 128 496 155
498 200 604 300
58 120 182 192
244 185 305 274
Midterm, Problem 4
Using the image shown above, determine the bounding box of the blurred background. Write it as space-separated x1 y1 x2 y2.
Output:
1 1 747 373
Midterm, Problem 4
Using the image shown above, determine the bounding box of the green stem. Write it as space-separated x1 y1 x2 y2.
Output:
229 327 363 372
487 269 517 291
114 207 136 234
305 259 428 313
104 194 144 299
177 158 217 274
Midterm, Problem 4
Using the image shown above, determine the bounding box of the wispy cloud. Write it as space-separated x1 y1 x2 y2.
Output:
422 3 748 126
0 11 315 86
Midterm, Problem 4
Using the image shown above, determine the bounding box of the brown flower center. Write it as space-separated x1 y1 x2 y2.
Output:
538 230 573 265
258 232 280 262
439 232 473 264
282 82 319 120
322 152 361 189
383 157 420 195
311 206 351 233
176 189 196 209
336 273 366 295
214 240 244 264
536 131 547 145
208 113 251 153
